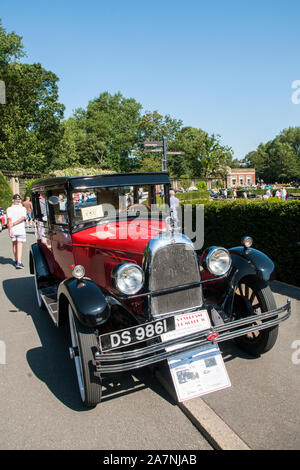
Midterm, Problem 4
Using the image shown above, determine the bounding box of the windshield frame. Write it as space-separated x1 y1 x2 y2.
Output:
68 182 171 233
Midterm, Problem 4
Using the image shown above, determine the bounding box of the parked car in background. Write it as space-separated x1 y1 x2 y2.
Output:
29 172 290 407
0 207 7 231
286 193 300 200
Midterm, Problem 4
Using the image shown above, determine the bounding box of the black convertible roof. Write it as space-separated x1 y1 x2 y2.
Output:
31 172 171 191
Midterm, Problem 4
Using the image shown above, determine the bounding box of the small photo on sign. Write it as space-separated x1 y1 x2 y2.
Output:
81 204 104 221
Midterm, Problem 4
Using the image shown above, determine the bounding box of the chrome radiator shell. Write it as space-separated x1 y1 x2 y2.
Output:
143 233 203 316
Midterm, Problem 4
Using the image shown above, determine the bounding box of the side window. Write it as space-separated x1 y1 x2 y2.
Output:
32 192 48 222
47 189 68 225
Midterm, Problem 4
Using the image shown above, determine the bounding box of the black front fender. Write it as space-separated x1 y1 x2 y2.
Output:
229 247 275 285
57 278 110 328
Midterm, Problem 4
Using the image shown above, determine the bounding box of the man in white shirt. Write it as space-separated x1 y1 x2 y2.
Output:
7 194 27 269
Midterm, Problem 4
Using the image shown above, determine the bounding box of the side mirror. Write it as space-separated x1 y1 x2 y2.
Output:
48 196 60 206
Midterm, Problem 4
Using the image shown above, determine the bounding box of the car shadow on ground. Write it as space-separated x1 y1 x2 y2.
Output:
270 280 300 301
2 276 175 411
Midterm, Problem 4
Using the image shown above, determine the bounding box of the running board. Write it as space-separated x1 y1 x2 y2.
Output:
41 285 58 326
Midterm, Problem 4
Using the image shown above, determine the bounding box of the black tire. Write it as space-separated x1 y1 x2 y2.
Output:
0 222 2 232
233 277 278 356
33 261 46 310
68 306 102 407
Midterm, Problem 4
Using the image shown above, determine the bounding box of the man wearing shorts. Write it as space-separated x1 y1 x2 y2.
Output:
7 194 27 269
23 196 33 228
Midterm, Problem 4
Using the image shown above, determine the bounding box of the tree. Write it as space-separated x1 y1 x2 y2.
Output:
0 170 13 208
0 20 65 173
171 127 233 178
243 127 300 182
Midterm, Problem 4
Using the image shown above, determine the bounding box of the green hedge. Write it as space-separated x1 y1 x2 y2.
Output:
181 199 300 286
177 191 209 201
0 171 13 209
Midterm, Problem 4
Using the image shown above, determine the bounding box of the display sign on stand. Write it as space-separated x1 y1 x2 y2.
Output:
161 310 231 402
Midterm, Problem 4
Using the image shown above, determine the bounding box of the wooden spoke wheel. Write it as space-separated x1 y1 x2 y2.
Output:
233 277 278 356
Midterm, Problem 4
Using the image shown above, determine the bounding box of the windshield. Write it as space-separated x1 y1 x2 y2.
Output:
72 184 168 226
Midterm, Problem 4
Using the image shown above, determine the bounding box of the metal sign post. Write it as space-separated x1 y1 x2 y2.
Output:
162 136 167 172
143 138 185 172
0 80 6 104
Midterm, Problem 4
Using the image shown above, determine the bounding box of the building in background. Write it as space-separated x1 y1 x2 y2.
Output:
226 168 256 187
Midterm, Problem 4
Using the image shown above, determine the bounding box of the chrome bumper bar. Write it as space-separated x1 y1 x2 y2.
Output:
94 300 291 374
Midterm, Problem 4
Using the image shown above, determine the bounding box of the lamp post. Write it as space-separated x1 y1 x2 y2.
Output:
0 80 6 104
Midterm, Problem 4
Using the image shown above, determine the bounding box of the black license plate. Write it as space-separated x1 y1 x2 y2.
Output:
100 316 175 352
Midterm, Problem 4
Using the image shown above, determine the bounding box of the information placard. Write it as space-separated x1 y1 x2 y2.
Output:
161 310 231 401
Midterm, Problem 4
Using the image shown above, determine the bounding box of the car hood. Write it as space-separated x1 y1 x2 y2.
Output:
71 219 167 256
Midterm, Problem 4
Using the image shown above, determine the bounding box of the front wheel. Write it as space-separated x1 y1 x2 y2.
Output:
68 306 102 407
233 277 278 356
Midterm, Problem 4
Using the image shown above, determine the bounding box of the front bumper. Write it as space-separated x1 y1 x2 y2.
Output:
94 300 291 374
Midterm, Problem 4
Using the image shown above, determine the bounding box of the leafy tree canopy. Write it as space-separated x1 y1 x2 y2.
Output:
0 20 65 173
242 127 300 183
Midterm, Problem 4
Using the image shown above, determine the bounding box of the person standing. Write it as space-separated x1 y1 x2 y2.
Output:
23 196 33 228
169 189 180 226
281 187 287 200
7 194 27 269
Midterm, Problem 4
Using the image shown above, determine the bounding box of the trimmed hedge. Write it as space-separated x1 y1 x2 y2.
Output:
177 191 209 201
181 199 300 287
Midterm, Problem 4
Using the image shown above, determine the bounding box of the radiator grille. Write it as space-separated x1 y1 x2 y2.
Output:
149 243 202 316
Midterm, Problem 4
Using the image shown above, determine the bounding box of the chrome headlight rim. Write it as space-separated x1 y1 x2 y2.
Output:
112 262 144 295
72 264 86 280
201 246 232 277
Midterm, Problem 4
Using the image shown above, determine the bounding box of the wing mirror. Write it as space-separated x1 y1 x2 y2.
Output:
48 196 60 206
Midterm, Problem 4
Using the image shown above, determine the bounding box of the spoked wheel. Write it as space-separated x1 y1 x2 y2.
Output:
233 277 278 356
68 305 102 407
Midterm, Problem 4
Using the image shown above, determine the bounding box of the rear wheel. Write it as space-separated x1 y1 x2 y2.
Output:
68 305 102 407
233 277 278 356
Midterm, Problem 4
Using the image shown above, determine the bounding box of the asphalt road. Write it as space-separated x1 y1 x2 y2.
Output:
0 228 299 450
0 229 212 450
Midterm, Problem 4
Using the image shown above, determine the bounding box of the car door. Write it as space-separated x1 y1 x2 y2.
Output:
32 190 57 274
46 188 75 280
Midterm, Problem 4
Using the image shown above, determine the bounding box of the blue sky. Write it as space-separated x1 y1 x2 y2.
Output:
1 0 300 159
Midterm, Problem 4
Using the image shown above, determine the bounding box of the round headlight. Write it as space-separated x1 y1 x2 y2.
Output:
202 247 232 276
72 265 85 279
112 263 144 295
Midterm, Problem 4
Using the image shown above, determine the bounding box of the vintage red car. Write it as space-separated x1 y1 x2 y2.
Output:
29 172 290 407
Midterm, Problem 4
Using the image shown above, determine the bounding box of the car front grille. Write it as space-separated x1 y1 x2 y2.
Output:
149 243 202 316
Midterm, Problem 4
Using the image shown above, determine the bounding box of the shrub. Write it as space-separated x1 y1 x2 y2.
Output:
0 171 13 209
53 167 115 177
196 181 207 191
177 191 209 201
23 179 39 199
181 199 300 286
